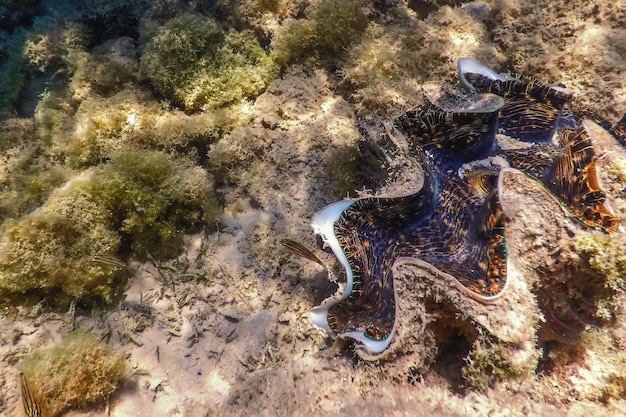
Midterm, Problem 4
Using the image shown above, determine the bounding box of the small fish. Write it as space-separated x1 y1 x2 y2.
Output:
281 239 324 266
20 372 41 417
92 254 126 269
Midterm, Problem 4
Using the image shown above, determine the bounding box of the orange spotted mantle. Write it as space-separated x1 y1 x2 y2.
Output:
300 58 625 355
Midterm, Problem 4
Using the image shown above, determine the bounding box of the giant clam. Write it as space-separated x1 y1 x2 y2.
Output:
293 58 626 359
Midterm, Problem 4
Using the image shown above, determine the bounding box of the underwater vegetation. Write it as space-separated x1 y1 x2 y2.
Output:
92 150 219 258
59 88 251 168
22 331 126 417
0 16 88 118
139 12 277 111
0 116 73 220
271 0 369 67
340 5 501 118
573 232 626 321
0 2 259 311
0 150 218 308
0 170 123 308
461 335 529 391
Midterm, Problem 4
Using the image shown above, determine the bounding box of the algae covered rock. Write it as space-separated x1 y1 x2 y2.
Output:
92 150 219 258
60 89 250 168
340 5 503 118
69 36 143 100
0 17 88 118
0 150 219 307
271 0 369 67
0 171 123 307
22 331 126 416
139 13 277 111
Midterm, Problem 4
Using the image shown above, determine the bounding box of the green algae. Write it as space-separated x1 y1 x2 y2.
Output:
0 150 219 308
340 5 499 118
462 334 531 391
0 117 73 220
213 0 291 41
139 13 277 111
271 0 369 67
92 150 219 258
0 17 88 118
0 165 74 221
22 331 126 417
58 90 250 168
69 37 143 98
574 231 626 321
0 1 624 407
575 232 626 291
0 8 231 310
0 171 124 307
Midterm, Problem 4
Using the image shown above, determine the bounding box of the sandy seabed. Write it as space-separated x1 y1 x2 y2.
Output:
2 0 626 416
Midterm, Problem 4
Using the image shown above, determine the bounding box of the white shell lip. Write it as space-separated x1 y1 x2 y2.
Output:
458 58 573 99
457 57 507 92
309 198 397 354
550 85 575 96
309 199 357 336
345 326 395 355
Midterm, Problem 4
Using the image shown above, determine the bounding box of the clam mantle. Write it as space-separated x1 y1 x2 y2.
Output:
304 58 626 357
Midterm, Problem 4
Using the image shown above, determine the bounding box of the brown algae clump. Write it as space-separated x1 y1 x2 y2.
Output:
22 331 126 416
139 13 277 111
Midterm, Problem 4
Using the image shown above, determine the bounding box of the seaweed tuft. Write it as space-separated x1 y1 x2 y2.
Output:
91 150 220 258
22 331 126 417
0 150 219 308
139 13 277 111
462 334 530 391
0 171 123 308
271 0 369 67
